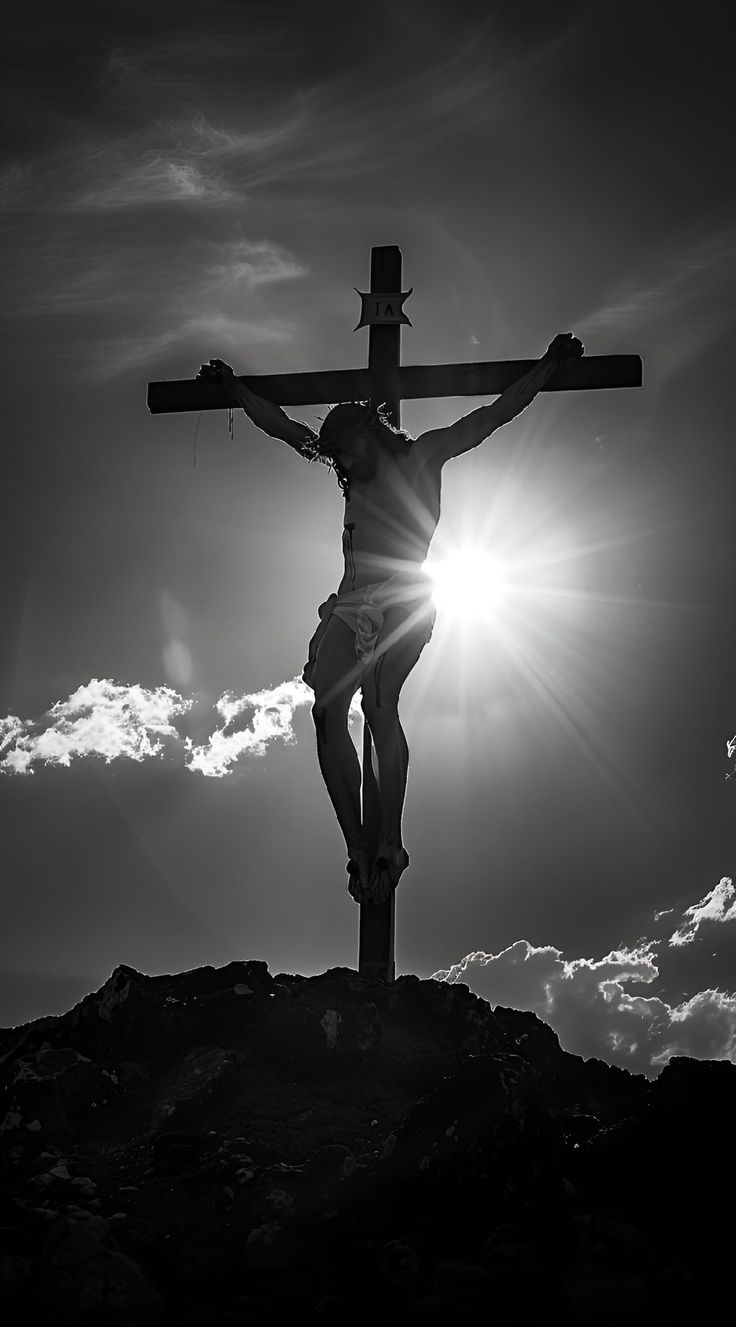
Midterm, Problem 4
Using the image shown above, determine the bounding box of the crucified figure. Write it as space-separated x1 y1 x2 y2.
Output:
198 332 583 906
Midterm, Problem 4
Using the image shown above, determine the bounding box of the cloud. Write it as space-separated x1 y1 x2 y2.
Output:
4 676 733 1077
5 12 571 219
668 877 736 947
204 238 307 288
4 229 308 376
1 675 359 778
100 28 297 112
180 111 307 159
93 311 300 379
1 680 192 776
0 8 574 380
432 922 736 1078
0 164 34 211
76 156 238 209
579 226 736 386
185 677 315 777
10 234 306 316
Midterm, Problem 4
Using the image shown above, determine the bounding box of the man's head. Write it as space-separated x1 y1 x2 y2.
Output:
318 402 410 470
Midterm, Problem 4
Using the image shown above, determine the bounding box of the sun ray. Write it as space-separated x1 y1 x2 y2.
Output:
412 496 663 830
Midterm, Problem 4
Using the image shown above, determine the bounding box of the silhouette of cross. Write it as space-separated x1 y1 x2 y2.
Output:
148 245 642 982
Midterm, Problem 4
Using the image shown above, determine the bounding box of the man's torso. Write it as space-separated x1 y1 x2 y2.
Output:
337 441 443 594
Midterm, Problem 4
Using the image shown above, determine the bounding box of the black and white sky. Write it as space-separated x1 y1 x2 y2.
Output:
2 0 735 1075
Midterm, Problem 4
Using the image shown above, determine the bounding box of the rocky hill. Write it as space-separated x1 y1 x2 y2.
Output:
1 960 733 1323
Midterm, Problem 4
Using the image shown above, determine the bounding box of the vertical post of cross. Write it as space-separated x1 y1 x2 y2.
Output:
147 243 642 987
357 245 402 981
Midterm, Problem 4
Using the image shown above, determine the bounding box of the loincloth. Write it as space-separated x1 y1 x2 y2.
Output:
302 572 436 690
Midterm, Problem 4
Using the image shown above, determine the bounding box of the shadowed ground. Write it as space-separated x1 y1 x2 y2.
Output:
0 960 732 1322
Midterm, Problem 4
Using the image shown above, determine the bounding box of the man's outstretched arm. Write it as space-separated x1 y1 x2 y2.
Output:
418 333 584 463
197 358 318 453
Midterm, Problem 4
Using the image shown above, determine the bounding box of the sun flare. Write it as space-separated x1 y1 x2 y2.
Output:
424 549 509 620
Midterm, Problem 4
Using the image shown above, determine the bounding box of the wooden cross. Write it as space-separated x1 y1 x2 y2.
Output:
148 244 642 983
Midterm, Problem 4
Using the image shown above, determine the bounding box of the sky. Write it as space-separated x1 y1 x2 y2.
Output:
1 0 734 1076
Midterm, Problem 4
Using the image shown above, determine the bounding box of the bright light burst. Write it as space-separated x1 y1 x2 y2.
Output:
413 503 648 819
424 548 510 620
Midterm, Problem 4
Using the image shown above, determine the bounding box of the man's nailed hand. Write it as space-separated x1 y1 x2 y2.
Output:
546 332 585 364
197 358 235 382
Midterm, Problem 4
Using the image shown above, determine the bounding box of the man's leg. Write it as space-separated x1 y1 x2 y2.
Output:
309 616 370 900
360 698 411 904
361 607 433 903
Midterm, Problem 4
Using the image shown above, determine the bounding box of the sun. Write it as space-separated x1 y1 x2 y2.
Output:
423 548 510 621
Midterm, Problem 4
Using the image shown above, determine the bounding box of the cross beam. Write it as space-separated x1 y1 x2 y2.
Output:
147 244 642 984
147 354 642 414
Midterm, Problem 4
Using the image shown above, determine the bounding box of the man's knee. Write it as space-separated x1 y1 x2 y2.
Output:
360 689 399 726
312 697 348 742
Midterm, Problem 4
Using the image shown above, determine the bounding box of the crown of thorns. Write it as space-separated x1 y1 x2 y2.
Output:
317 401 387 450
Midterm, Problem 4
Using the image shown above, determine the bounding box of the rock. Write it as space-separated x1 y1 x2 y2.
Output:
173 1225 228 1287
565 1260 647 1317
148 1047 237 1131
47 1163 72 1180
34 1214 162 1324
377 1237 424 1300
150 1130 208 1173
492 1005 648 1122
307 1144 355 1178
0 1045 119 1135
435 1258 495 1292
0 959 732 1321
0 1252 33 1297
244 1220 283 1269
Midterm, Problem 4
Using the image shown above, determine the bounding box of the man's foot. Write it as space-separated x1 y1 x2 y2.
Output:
368 840 409 905
346 842 371 905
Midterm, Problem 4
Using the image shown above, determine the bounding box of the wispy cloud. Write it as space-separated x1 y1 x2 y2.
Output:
4 230 308 376
203 238 306 287
101 29 297 109
579 226 736 385
0 8 574 380
180 111 308 159
93 311 300 379
433 878 736 1077
76 156 237 209
10 234 307 315
3 12 569 218
1 675 359 778
0 164 34 210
